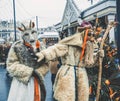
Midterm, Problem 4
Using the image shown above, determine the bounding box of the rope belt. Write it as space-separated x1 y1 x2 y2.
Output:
66 64 85 68
34 76 41 101
74 66 78 101
67 64 79 67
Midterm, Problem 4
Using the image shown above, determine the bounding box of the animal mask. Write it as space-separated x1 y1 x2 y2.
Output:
18 21 37 45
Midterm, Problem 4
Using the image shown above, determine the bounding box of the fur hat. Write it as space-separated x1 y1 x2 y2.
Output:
80 20 92 28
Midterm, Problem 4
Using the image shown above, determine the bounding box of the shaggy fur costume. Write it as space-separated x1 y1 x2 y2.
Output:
7 21 49 101
7 41 49 84
7 41 49 101
36 31 100 101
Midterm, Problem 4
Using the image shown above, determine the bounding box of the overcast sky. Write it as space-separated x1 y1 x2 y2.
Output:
0 0 99 28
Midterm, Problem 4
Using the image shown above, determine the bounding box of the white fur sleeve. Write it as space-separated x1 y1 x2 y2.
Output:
36 44 68 62
6 44 33 83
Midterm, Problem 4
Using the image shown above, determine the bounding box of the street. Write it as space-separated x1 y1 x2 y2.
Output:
0 65 53 101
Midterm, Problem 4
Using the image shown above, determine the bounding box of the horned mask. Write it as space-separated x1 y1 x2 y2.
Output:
18 21 37 45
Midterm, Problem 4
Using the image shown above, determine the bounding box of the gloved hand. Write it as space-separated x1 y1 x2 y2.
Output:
36 52 44 62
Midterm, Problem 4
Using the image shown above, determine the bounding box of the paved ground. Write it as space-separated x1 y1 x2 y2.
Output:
0 65 53 101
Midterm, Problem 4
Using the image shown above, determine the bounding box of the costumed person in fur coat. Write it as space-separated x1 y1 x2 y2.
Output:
6 21 49 101
36 21 104 101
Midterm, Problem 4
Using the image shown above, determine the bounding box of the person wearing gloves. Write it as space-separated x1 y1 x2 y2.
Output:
6 21 48 101
36 21 104 101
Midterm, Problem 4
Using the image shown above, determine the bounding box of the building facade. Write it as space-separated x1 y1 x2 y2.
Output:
0 20 20 43
55 0 116 42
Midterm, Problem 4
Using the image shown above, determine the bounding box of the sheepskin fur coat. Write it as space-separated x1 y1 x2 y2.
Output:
6 41 49 101
36 31 100 101
7 41 49 83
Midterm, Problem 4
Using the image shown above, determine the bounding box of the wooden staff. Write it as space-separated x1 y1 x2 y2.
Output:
96 21 117 101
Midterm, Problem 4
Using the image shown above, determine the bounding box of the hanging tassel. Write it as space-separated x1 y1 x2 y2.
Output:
36 40 40 52
80 29 89 61
34 76 41 101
